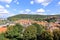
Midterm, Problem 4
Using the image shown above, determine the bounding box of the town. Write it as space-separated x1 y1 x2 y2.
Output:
0 14 60 40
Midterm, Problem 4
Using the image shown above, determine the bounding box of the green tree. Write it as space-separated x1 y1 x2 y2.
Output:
32 23 45 35
5 24 23 40
40 30 53 40
32 23 45 40
0 33 5 40
53 29 60 40
23 25 37 40
0 33 9 40
45 17 56 22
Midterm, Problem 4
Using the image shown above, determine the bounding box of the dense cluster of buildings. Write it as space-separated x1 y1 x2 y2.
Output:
15 19 60 32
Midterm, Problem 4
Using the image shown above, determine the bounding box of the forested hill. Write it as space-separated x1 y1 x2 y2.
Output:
7 14 60 21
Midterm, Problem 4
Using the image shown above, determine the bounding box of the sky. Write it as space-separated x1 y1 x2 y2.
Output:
0 0 60 18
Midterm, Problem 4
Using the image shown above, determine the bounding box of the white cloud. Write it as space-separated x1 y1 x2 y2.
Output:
41 3 49 6
30 11 46 15
35 12 47 15
0 5 12 18
20 11 24 13
14 0 19 5
19 10 28 14
58 2 60 5
0 5 4 9
0 5 15 18
0 5 9 14
5 4 10 8
36 8 45 13
16 2 19 5
30 1 34 5
34 0 52 6
35 0 45 3
35 8 46 15
25 9 31 12
19 8 46 15
19 9 31 14
0 0 12 3
33 8 48 15
50 13 60 15
6 13 16 17
0 13 16 18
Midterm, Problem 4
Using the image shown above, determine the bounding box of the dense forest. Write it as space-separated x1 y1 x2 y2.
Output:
0 23 60 40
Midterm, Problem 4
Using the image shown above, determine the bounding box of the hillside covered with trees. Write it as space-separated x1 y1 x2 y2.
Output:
0 14 60 40
7 14 60 21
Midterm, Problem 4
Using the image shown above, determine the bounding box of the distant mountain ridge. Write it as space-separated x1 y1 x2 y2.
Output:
7 14 60 21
